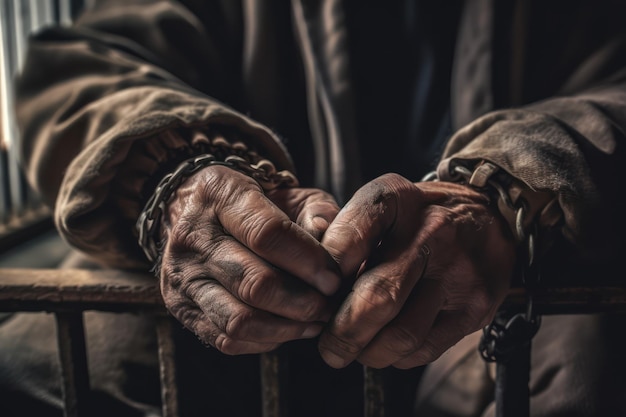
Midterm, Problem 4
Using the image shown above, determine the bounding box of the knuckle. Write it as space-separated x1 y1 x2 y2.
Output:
323 219 368 262
167 220 197 252
297 298 323 322
168 221 225 257
182 278 218 305
214 335 240 355
237 266 276 307
356 277 403 318
412 340 441 365
225 309 254 340
384 326 422 357
168 302 201 333
159 261 186 290
467 287 496 320
321 330 363 357
245 217 294 252
370 173 415 197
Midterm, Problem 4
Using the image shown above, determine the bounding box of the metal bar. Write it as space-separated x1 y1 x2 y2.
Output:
55 311 91 417
0 268 164 312
58 0 72 25
364 367 385 417
17 0 52 215
30 0 55 30
4 0 29 217
495 341 531 417
261 349 288 417
502 286 626 314
1 270 624 314
156 316 179 417
0 1 14 223
0 151 9 223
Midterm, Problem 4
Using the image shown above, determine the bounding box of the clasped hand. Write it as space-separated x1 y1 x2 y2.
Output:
159 165 515 369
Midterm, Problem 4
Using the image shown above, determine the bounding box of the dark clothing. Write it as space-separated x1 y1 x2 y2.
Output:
14 0 626 272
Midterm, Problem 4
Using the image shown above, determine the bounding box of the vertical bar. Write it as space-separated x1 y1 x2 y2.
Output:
58 0 72 25
495 343 531 417
364 367 386 417
55 312 91 417
4 0 29 217
70 0 85 20
156 316 179 417
0 151 10 224
29 0 53 32
25 0 54 214
0 0 16 222
261 350 288 417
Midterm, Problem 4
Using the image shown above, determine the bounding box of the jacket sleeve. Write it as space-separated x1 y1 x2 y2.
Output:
15 0 294 269
438 38 626 282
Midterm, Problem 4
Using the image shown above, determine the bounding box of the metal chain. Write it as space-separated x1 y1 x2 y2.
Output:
422 163 541 363
136 150 298 264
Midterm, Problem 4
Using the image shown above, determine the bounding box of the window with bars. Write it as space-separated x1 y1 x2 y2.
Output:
0 0 86 251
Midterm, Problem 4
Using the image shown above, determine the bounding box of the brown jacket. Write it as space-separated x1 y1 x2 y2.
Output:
15 0 626 280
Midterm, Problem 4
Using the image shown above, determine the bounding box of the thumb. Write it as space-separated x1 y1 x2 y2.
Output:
297 198 340 240
267 188 340 241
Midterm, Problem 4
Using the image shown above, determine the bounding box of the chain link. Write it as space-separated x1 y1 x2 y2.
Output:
136 144 298 264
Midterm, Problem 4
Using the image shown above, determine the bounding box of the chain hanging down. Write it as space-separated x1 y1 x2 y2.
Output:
423 160 543 417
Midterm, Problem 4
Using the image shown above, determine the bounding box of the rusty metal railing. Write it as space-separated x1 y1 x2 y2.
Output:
0 268 388 417
1 267 626 417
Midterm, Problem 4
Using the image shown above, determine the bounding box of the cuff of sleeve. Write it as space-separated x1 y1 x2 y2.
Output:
436 158 563 253
112 127 294 238
134 139 299 265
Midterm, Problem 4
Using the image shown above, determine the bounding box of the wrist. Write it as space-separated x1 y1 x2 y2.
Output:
424 159 564 286
136 133 298 266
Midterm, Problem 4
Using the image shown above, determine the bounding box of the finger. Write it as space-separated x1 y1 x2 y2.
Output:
356 277 445 368
391 311 474 369
162 289 281 355
192 235 333 322
219 188 341 295
186 279 324 344
321 174 418 277
318 243 430 369
296 198 340 241
268 188 340 241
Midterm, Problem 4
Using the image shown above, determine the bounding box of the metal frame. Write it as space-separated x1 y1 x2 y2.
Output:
1 268 625 417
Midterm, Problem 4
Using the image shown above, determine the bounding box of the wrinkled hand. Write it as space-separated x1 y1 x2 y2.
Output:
318 173 516 369
158 165 341 355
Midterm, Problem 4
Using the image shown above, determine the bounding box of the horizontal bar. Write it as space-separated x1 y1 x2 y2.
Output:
0 268 625 315
503 286 626 314
0 268 164 312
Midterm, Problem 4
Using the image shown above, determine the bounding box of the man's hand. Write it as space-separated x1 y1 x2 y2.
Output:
158 165 341 355
318 174 516 369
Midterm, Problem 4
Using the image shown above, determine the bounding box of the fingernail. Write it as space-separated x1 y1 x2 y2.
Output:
321 349 349 369
302 324 322 338
311 216 330 231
